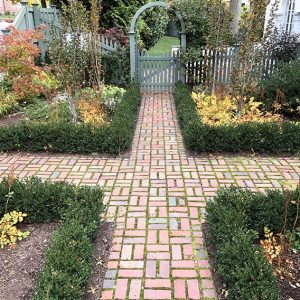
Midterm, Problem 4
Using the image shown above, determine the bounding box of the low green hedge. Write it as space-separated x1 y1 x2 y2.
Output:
206 187 300 300
0 83 140 154
0 177 104 299
175 83 300 154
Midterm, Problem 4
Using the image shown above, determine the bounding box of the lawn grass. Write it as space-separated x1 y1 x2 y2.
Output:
0 14 15 20
147 35 180 55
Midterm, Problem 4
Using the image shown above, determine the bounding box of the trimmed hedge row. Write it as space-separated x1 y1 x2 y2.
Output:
0 177 104 299
0 83 140 154
175 83 300 154
206 187 300 299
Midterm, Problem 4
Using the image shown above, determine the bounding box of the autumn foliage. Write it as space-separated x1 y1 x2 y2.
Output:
0 26 56 101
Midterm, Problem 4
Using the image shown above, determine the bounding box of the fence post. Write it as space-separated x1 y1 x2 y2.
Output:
32 2 46 59
129 31 136 81
32 2 41 29
21 0 29 30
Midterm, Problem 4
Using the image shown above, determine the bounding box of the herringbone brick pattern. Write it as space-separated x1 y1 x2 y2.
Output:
0 92 299 299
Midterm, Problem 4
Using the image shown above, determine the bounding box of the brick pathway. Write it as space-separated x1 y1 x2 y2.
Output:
0 92 299 299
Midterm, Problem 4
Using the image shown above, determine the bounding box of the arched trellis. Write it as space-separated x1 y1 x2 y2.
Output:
129 1 186 82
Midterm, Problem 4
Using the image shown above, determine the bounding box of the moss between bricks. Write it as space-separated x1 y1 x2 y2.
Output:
174 83 300 154
206 187 300 300
0 177 104 299
0 83 141 155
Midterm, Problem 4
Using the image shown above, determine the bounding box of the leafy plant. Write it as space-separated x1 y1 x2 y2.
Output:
231 0 278 100
0 89 17 118
102 47 131 85
0 83 140 154
49 0 102 123
77 100 108 126
191 90 282 125
24 101 49 121
102 27 128 46
0 211 30 249
259 59 300 117
270 29 299 62
260 187 300 280
288 227 300 254
206 187 282 299
260 226 283 265
0 27 56 102
0 175 104 298
48 101 73 123
101 85 126 113
175 82 300 154
172 0 233 62
0 167 30 249
135 6 169 50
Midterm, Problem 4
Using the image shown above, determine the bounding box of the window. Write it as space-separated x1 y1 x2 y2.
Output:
285 0 296 34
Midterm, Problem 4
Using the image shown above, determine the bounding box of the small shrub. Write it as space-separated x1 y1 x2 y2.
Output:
0 176 104 298
77 100 108 126
0 83 140 154
24 101 49 121
271 29 299 62
0 27 57 102
101 85 126 113
175 83 300 154
0 90 17 118
192 86 282 125
0 211 30 249
205 187 300 299
48 101 73 123
259 59 300 117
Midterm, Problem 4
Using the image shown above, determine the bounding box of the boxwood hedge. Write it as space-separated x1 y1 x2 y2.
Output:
206 187 300 300
175 83 300 154
0 177 104 299
0 83 140 154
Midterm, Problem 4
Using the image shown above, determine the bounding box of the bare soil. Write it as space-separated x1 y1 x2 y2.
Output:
0 223 58 300
84 222 114 300
277 252 300 300
0 112 24 127
203 223 300 300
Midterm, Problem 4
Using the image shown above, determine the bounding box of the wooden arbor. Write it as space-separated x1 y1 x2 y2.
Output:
129 1 187 82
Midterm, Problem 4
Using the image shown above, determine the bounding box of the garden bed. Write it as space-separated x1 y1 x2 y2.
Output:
205 186 300 300
0 223 58 300
175 83 300 154
0 83 140 154
0 176 112 299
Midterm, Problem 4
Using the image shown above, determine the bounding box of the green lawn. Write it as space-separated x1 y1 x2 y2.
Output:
147 35 180 55
0 14 15 20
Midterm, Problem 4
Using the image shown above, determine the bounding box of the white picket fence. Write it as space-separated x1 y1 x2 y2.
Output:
186 47 278 86
0 1 120 54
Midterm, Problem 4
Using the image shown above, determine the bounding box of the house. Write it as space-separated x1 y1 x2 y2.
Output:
228 0 300 36
265 0 300 35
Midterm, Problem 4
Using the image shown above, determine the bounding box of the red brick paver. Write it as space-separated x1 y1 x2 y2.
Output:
0 92 299 299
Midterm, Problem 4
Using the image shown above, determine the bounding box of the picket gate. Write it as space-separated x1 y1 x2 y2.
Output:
138 52 181 92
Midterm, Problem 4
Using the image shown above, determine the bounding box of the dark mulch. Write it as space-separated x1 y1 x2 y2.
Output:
0 112 24 127
0 223 58 300
84 222 114 300
278 252 300 300
203 223 300 300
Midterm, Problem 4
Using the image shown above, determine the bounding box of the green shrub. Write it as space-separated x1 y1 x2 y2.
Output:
0 177 104 299
102 48 130 85
175 82 300 154
23 100 49 121
259 59 300 117
205 186 300 300
0 83 140 154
